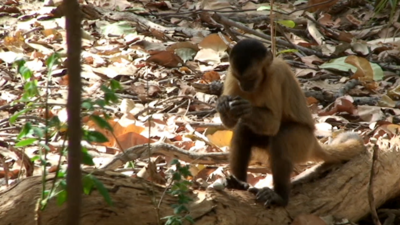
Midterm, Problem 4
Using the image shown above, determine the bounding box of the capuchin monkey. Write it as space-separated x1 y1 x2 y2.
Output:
216 38 365 207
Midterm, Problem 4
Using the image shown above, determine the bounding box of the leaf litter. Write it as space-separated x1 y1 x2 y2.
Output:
1 0 400 223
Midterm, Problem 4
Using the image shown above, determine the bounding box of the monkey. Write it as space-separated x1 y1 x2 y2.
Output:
216 38 365 207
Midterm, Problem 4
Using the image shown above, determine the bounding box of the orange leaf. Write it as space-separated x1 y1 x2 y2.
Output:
203 71 220 82
146 51 183 68
345 55 373 81
198 33 231 52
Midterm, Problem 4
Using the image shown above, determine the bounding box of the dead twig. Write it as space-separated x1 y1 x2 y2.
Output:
368 144 382 225
101 142 229 170
211 13 325 57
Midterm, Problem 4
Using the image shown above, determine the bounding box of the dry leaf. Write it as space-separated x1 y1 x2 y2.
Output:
306 96 319 106
198 33 231 53
115 132 151 150
166 42 199 52
146 51 183 68
356 105 385 122
307 0 339 12
344 55 373 81
319 96 356 116
301 55 323 67
378 94 396 107
202 71 220 82
206 130 233 147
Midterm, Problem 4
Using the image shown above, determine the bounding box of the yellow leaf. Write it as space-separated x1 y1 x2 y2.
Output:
206 130 233 147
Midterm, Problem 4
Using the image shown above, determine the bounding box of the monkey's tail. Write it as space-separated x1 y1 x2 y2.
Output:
314 132 366 163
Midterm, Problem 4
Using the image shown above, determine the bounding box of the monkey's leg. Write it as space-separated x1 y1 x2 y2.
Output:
253 123 315 207
227 123 260 190
253 138 293 207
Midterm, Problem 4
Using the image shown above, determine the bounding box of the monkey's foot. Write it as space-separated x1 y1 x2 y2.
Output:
225 175 250 190
249 187 287 207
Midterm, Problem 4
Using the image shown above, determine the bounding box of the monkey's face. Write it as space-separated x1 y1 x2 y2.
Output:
229 44 272 93
236 73 261 93
231 60 264 93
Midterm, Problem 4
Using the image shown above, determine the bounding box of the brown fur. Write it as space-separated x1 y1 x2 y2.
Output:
217 39 365 206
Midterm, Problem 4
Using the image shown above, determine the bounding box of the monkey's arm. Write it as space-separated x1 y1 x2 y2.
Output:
242 106 281 135
229 98 282 136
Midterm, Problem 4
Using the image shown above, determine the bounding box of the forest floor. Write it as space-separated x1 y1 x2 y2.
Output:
1 0 400 224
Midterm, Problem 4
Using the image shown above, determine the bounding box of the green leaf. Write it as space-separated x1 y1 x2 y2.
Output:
184 215 195 224
10 108 31 124
370 62 384 81
178 194 192 204
178 166 192 178
94 99 106 108
89 175 113 205
103 112 112 120
17 122 33 139
56 170 66 178
173 204 188 214
39 143 51 152
31 155 40 161
13 59 26 70
48 116 61 128
45 53 60 68
82 100 94 110
32 127 45 138
90 115 113 131
19 66 33 80
15 138 37 147
100 85 119 105
82 130 109 143
43 190 50 198
60 179 67 188
82 174 95 195
105 92 118 104
110 79 122 91
320 56 384 81
277 48 299 55
319 56 357 72
277 20 296 28
170 158 179 165
172 172 182 181
56 190 67 205
82 147 95 166
22 80 39 99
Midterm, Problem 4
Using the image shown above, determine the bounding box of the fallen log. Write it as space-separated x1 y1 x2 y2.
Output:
1 138 400 225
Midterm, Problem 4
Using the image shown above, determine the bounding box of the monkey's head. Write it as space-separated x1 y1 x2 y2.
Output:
229 39 273 93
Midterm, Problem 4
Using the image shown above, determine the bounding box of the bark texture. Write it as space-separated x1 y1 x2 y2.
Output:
1 139 400 225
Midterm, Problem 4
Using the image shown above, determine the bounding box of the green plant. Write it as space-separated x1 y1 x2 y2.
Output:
12 54 120 209
162 159 194 225
374 0 399 23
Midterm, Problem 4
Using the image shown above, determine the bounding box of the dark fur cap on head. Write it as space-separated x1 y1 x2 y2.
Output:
229 39 268 74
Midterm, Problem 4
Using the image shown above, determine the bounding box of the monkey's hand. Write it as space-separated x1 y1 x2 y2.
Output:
216 95 233 114
248 187 287 208
231 96 280 136
228 96 252 118
217 95 239 128
225 175 250 190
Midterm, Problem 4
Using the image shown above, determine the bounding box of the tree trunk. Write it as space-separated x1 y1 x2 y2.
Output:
2 140 400 225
